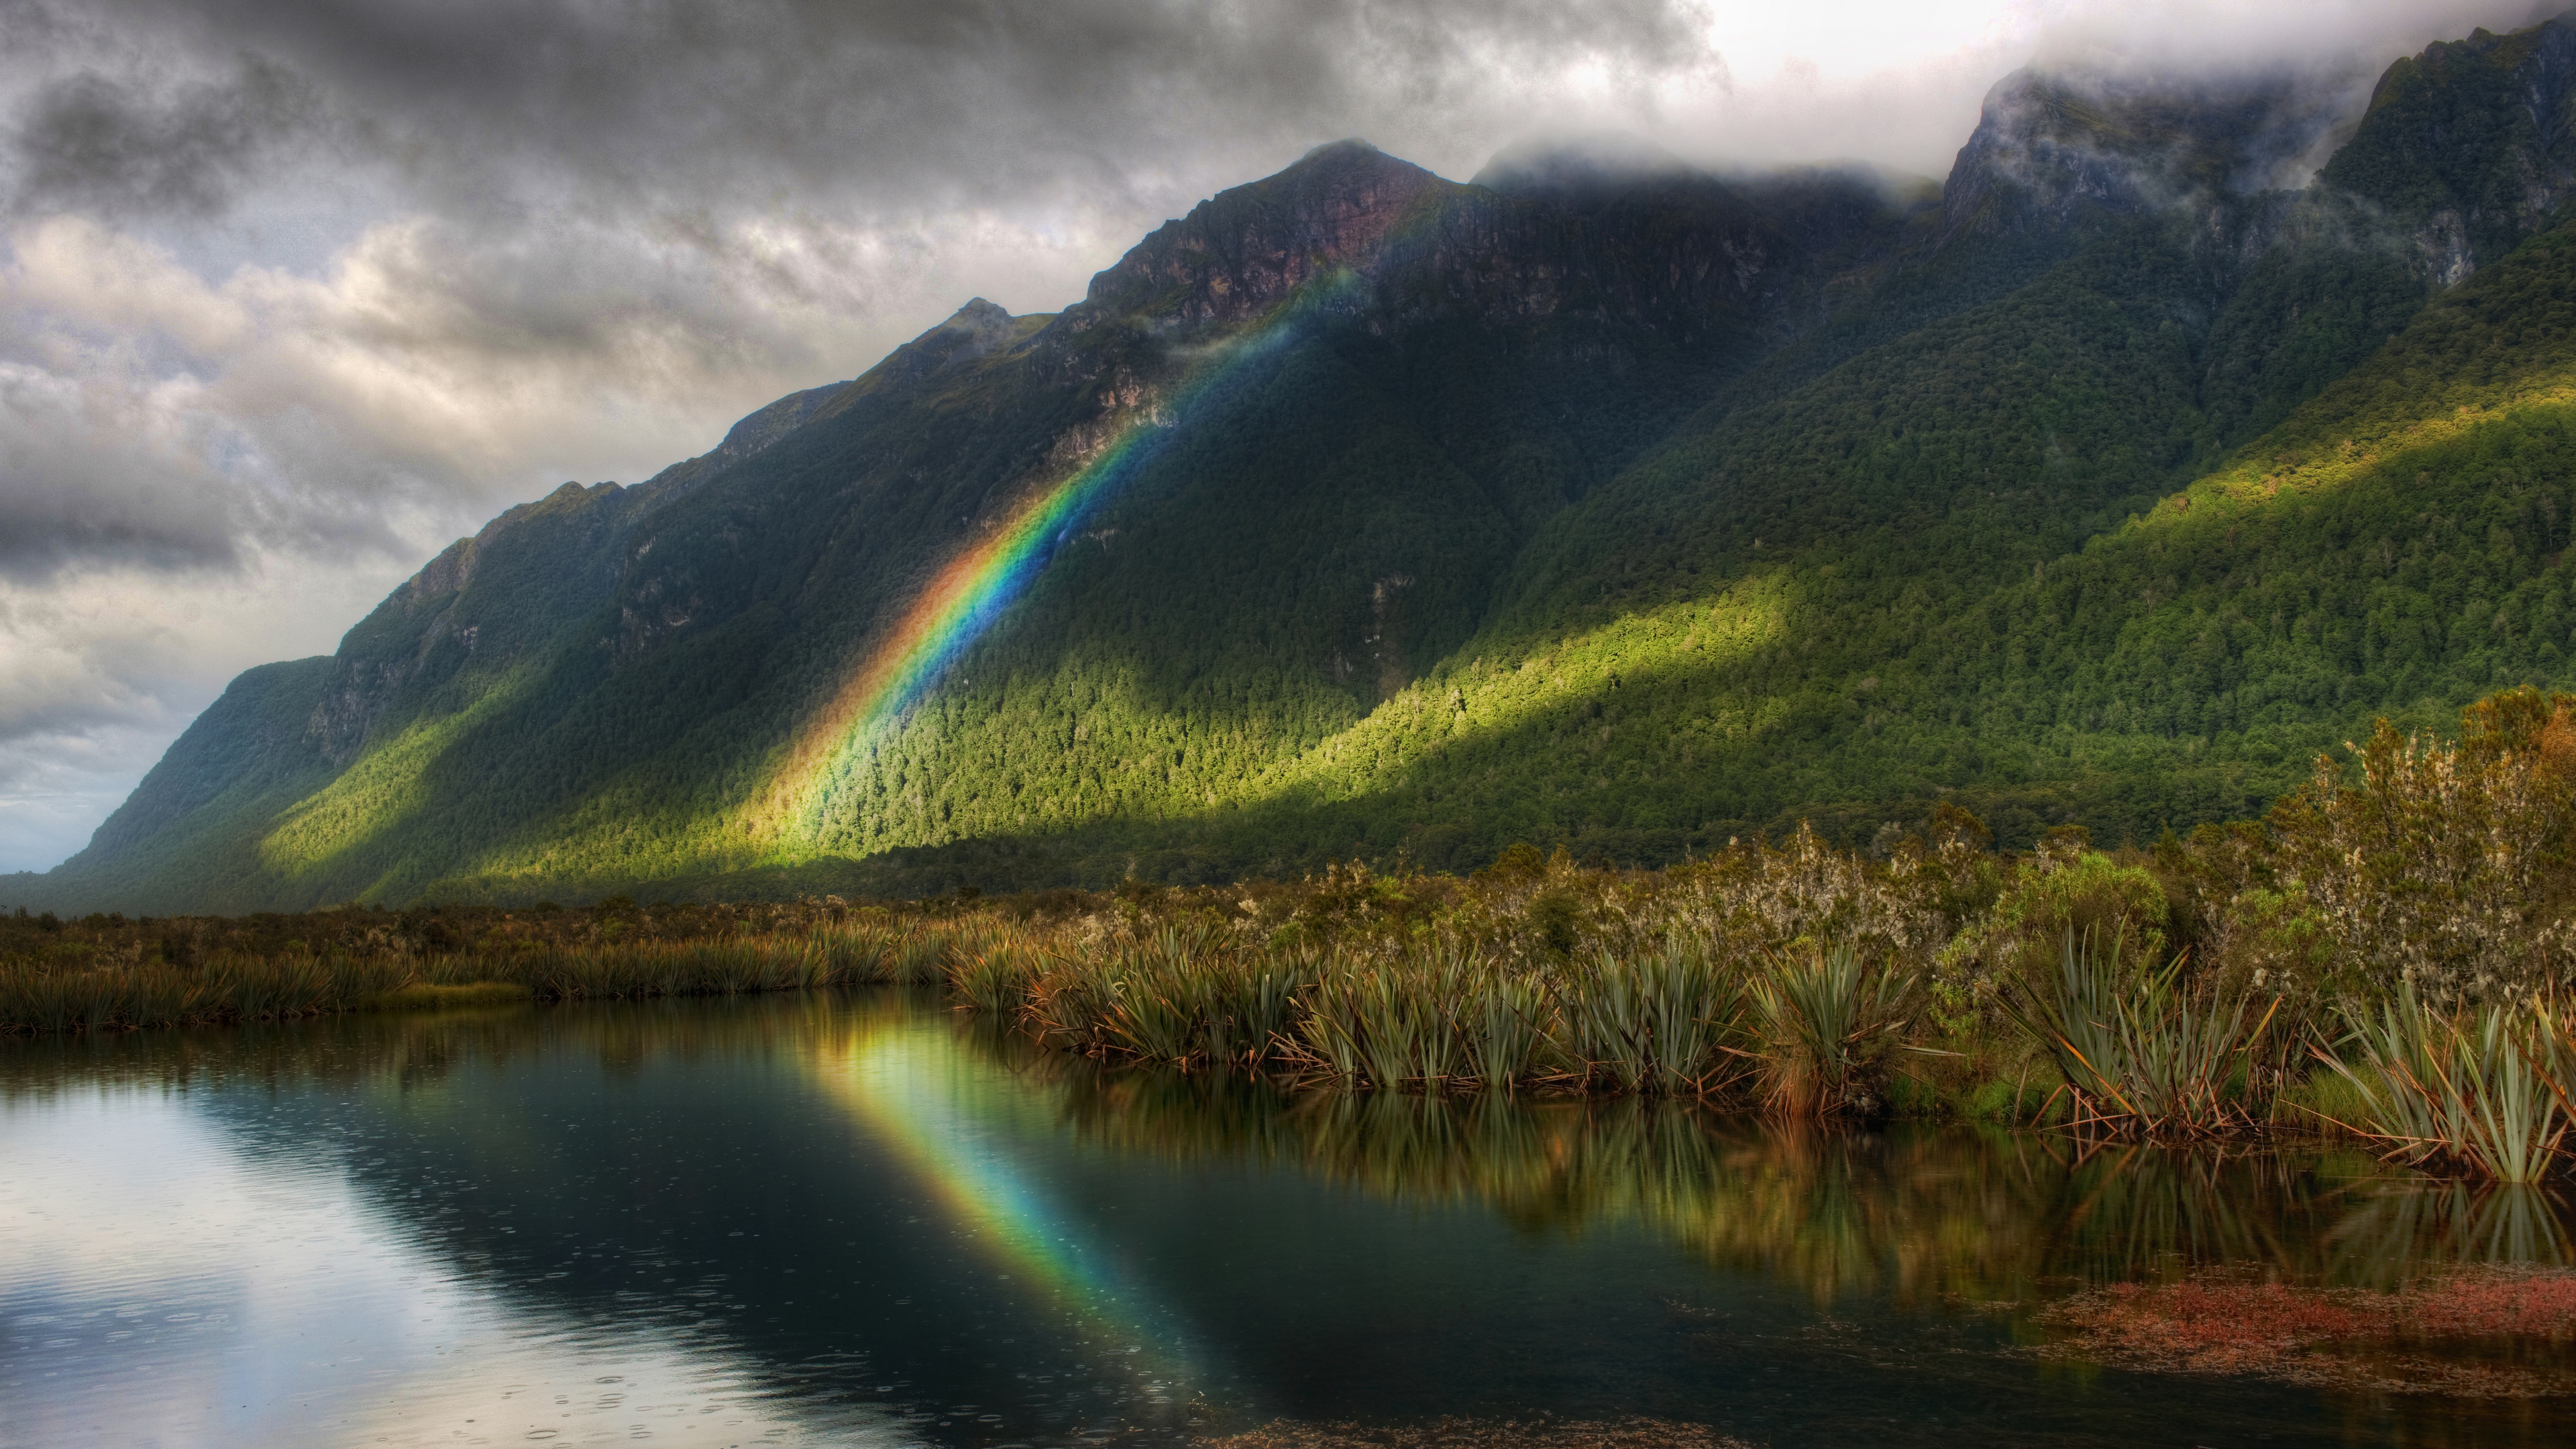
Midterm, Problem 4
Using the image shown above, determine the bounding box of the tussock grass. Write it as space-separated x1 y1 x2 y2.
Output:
365 981 531 1010
0 952 417 1032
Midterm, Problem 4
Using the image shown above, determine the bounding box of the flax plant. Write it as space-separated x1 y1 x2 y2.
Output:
949 928 1048 1015
1558 936 1744 1095
1464 967 1548 1091
1298 951 1474 1089
1743 941 1913 1116
2000 930 2281 1138
1019 921 1310 1071
2318 989 2570 1182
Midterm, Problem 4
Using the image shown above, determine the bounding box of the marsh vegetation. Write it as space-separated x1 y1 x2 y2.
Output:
14 687 2576 1182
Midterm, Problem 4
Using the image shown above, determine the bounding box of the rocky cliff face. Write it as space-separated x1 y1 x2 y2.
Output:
308 480 638 764
1937 66 2365 247
1079 140 1456 325
2322 14 2576 280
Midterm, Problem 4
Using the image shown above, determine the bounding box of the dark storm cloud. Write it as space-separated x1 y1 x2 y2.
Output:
10 56 322 219
3 0 1725 222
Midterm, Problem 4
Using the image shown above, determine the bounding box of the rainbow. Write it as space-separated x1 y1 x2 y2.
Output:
758 279 1356 848
810 1017 1204 1381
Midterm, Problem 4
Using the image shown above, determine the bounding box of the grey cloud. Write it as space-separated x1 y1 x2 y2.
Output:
0 0 1730 589
0 368 241 578
4 0 1725 222
9 56 321 219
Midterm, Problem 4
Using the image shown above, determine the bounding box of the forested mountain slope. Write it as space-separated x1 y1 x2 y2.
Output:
18 15 2576 912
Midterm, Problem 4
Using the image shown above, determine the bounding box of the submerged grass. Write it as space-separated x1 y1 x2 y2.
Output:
1200 1419 1758 1449
2031 1265 2576 1397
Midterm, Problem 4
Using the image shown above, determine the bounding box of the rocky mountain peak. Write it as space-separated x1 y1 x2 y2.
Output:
2322 11 2576 280
1079 138 1455 325
1938 64 2363 245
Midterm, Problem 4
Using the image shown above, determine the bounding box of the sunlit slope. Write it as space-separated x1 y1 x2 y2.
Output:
1219 213 2576 865
20 658 340 913
1137 213 2576 874
622 209 2576 897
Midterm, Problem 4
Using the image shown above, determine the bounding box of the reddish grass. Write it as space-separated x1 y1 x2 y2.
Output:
2034 1267 2576 1397
1199 1419 1754 1449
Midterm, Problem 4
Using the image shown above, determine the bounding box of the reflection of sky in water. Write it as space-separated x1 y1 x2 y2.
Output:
0 1089 902 1448
7 996 2576 1449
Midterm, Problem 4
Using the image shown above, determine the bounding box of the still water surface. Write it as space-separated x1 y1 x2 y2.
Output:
4 989 2573 1448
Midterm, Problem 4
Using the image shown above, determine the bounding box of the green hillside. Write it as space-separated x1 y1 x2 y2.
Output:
17 15 2576 912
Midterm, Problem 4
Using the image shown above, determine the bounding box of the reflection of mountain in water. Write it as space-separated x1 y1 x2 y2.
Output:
11 994 2576 1447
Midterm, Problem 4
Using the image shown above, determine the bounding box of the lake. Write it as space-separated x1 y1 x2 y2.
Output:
3 989 2571 1448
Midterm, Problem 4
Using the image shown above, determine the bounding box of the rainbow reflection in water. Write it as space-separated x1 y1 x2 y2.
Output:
811 1016 1205 1391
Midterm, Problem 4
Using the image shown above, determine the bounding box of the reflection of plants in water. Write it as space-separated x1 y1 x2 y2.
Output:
0 987 924 1104
1014 1038 2576 1311
21 995 2576 1322
2323 1182 2576 1281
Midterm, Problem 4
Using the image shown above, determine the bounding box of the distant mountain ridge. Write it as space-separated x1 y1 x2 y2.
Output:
20 13 2576 912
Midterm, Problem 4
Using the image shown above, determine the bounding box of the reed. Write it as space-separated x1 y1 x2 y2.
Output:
2316 989 2570 1182
1999 930 2280 1138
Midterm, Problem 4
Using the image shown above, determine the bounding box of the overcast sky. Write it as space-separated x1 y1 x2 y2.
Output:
0 0 2557 873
